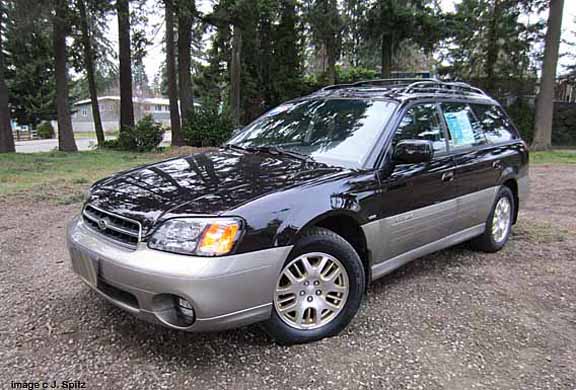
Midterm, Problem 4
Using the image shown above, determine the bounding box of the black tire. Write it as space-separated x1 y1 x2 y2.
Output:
470 186 515 253
263 227 365 345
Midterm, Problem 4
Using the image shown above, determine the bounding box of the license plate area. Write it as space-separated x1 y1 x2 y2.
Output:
70 247 99 287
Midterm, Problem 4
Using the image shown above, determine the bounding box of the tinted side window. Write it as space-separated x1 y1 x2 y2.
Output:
393 103 447 153
471 104 518 144
440 103 486 149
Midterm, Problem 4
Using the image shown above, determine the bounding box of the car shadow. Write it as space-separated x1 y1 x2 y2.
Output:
368 241 478 291
66 241 485 362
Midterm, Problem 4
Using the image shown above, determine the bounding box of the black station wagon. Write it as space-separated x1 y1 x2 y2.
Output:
68 79 529 344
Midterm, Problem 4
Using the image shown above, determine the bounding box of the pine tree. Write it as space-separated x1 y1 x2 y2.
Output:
306 0 342 84
532 0 564 150
53 0 78 152
164 0 181 140
75 0 112 145
0 0 14 153
117 0 135 130
272 0 303 104
176 0 195 142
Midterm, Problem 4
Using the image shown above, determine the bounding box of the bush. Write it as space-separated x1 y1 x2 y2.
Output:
552 103 576 146
36 121 55 139
103 115 164 152
506 99 534 143
181 105 234 147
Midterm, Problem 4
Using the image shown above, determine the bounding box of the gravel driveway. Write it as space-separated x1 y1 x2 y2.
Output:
1 165 575 389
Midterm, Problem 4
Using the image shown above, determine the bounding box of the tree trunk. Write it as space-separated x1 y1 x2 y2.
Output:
53 0 77 152
117 0 135 130
381 38 393 78
484 0 502 92
532 0 564 151
0 0 15 153
165 0 181 145
177 2 194 141
326 41 337 84
78 0 104 145
230 25 241 127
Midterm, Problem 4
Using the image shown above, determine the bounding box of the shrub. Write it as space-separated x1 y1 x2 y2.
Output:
36 121 55 139
181 104 234 147
104 115 164 152
552 103 576 146
506 98 534 143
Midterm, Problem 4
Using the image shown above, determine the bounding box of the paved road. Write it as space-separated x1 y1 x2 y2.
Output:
15 133 172 153
15 138 98 153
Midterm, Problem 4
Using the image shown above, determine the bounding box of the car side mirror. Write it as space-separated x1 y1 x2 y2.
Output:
393 140 434 164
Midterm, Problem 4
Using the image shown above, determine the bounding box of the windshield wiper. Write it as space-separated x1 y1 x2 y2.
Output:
247 145 315 163
224 143 250 153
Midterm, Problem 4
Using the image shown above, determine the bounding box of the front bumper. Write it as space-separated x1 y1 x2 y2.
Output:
67 216 292 332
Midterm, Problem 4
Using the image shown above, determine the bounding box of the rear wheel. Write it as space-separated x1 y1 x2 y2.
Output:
470 186 515 252
263 227 365 345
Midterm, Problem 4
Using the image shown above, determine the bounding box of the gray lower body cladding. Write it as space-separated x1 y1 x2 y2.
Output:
67 216 293 332
363 186 500 280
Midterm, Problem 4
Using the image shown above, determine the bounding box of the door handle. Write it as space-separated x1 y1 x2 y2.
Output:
492 160 502 170
441 171 455 182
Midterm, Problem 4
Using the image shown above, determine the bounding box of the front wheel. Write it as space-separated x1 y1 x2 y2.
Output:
470 186 515 252
263 227 365 345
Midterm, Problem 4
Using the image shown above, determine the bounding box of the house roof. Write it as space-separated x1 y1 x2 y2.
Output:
74 96 174 106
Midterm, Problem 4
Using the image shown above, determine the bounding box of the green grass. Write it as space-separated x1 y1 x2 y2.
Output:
0 150 161 200
73 131 119 139
531 150 576 165
1 147 574 204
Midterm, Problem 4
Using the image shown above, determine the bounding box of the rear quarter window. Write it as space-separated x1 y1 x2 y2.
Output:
471 104 518 144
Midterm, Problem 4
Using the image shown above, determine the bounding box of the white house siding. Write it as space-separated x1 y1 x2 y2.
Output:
72 97 173 132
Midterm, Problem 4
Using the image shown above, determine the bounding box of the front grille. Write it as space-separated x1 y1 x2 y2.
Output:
82 204 141 247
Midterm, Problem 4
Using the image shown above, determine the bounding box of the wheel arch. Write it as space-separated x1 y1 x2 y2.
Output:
294 211 372 287
502 178 519 224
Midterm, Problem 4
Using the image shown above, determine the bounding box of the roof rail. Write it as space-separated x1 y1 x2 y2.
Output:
321 82 359 92
353 78 438 88
404 80 487 96
321 78 437 92
317 78 488 98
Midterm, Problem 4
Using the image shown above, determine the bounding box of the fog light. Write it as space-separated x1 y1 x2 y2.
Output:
176 297 195 320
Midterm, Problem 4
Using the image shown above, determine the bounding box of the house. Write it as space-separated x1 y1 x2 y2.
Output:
72 96 174 132
556 71 576 103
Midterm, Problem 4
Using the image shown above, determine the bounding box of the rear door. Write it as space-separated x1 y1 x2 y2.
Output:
438 101 500 232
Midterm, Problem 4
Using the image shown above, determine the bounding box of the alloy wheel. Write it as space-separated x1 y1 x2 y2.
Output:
492 196 512 243
273 252 349 330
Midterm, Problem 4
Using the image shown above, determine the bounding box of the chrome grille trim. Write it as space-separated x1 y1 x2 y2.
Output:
82 204 142 247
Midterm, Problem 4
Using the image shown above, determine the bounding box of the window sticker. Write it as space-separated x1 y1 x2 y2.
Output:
444 111 475 145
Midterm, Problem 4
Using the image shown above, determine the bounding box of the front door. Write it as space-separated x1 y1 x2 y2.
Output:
367 102 458 263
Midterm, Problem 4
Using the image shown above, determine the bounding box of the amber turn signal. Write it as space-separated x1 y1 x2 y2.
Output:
197 221 241 256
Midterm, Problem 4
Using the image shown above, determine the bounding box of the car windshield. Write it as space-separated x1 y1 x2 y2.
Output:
227 99 397 168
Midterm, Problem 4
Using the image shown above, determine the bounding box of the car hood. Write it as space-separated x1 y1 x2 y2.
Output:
88 149 344 235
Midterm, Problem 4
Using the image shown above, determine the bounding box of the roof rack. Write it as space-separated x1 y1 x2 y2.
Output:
404 80 487 96
321 78 437 91
317 78 488 98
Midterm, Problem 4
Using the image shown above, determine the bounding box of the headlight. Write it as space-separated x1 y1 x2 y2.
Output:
148 218 242 256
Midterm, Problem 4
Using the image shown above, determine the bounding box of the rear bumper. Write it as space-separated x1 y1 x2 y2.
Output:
67 216 292 332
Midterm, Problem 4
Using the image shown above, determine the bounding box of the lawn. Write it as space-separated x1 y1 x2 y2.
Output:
73 131 120 139
0 150 162 202
1 148 574 204
531 149 576 165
